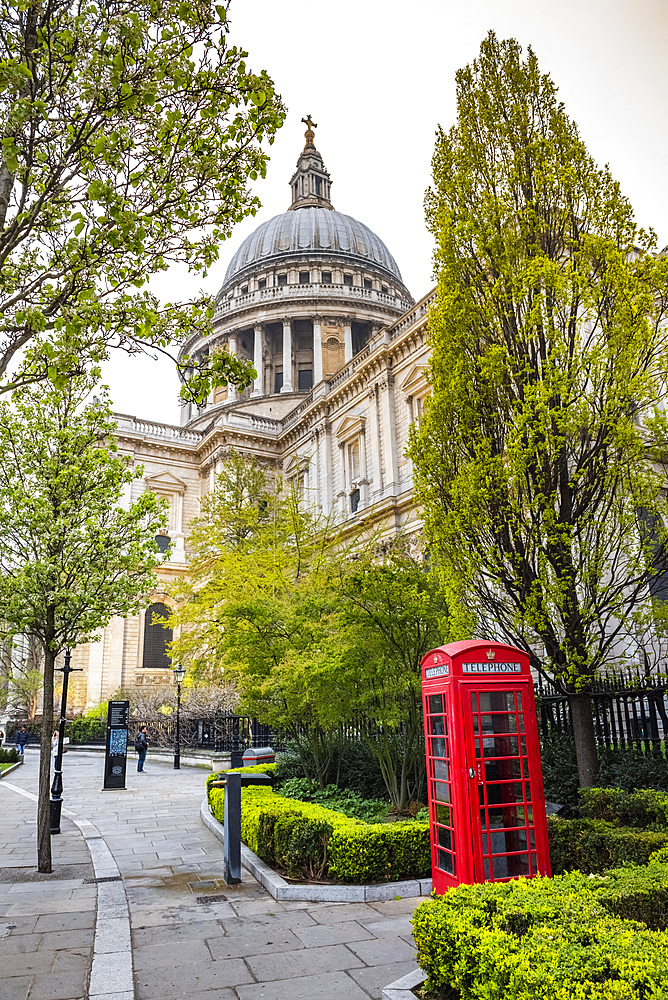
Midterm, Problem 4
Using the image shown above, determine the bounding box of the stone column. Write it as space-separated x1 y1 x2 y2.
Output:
368 384 383 497
281 318 293 392
320 420 333 512
379 373 399 496
313 317 323 385
344 323 353 363
337 440 347 516
228 334 237 402
252 325 263 397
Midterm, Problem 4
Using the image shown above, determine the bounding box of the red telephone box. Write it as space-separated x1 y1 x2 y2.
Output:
421 640 551 894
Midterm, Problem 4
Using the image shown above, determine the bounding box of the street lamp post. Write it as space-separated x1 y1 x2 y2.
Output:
173 664 185 770
50 650 82 835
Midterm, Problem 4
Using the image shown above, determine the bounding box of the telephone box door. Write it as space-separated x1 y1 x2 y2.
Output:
462 683 548 882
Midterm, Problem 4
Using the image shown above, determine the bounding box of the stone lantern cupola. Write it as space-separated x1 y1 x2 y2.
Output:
288 115 333 211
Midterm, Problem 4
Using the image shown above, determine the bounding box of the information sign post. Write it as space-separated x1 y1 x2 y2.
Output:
104 700 130 790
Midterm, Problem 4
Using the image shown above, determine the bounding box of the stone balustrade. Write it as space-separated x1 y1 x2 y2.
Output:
214 282 411 320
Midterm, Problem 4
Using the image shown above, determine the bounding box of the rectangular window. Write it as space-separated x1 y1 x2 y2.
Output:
298 369 313 391
381 285 388 294
321 271 332 284
274 371 283 393
277 274 287 286
315 177 322 195
241 285 248 295
299 271 310 284
348 440 360 480
350 488 360 514
258 278 266 290
363 278 372 290
343 274 353 287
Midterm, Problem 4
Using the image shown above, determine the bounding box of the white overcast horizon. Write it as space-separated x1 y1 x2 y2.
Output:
101 0 668 426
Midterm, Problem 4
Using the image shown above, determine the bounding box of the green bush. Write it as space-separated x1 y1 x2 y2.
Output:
412 864 668 1000
66 717 106 744
277 778 389 822
547 815 668 874
580 786 668 829
274 737 393 800
206 769 430 883
538 734 668 812
595 861 668 929
0 748 20 763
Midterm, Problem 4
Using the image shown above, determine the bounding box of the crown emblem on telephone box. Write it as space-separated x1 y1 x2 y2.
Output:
486 649 496 661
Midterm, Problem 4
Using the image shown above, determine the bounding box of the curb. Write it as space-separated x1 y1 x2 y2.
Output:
200 797 433 903
0 759 23 778
1 779 135 1000
382 968 426 999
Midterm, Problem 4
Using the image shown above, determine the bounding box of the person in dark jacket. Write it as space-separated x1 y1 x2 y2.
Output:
136 726 148 772
16 726 29 755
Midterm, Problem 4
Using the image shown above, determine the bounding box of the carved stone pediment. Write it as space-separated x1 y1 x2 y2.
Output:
399 363 429 396
335 409 366 443
145 471 187 494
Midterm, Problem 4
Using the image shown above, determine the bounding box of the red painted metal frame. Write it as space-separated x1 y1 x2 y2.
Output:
421 640 551 895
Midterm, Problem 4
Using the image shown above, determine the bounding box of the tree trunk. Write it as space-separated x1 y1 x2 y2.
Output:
37 644 55 874
569 691 598 787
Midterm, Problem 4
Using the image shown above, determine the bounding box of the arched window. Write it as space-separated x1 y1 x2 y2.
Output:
142 603 172 669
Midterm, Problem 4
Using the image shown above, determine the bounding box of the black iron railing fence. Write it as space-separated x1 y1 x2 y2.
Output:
536 672 668 754
11 674 668 759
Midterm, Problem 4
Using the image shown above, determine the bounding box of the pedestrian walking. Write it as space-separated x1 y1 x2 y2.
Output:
52 731 59 770
16 726 29 756
135 726 148 772
0 727 4 747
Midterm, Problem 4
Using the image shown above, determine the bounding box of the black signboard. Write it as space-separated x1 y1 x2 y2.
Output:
104 700 129 790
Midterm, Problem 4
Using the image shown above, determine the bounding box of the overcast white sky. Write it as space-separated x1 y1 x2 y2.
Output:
103 0 668 424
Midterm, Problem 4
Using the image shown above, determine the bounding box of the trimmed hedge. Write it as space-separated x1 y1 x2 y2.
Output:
412 862 668 999
580 786 668 829
206 764 431 883
0 748 20 764
547 815 668 875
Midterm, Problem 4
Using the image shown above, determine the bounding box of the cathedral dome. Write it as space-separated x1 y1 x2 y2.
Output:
223 207 404 285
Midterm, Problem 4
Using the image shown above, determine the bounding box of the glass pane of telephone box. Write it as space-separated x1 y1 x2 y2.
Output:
491 853 531 879
479 691 516 713
434 781 450 803
429 694 443 714
429 716 446 736
438 850 455 874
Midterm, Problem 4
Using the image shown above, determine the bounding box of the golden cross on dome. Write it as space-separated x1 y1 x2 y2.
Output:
301 115 317 147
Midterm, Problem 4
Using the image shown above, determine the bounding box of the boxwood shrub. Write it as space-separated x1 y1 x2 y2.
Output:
413 862 668 999
580 786 668 829
206 764 430 884
548 815 668 874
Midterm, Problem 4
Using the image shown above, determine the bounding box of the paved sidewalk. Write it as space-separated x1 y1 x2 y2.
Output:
1 752 421 1000
0 753 95 1000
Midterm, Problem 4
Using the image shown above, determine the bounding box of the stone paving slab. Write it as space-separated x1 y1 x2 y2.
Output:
0 767 94 1000
236 970 371 1000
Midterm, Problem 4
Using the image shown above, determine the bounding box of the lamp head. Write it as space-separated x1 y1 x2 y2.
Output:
173 664 186 685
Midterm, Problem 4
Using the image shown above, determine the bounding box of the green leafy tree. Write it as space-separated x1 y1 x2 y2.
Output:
170 452 451 806
336 544 450 811
0 0 286 400
0 370 166 872
410 32 668 787
169 452 351 786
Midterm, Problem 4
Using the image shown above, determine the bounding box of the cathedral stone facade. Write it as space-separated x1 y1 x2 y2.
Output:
70 122 434 710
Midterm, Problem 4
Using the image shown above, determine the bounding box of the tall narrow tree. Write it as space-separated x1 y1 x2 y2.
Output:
411 33 668 786
0 371 165 871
